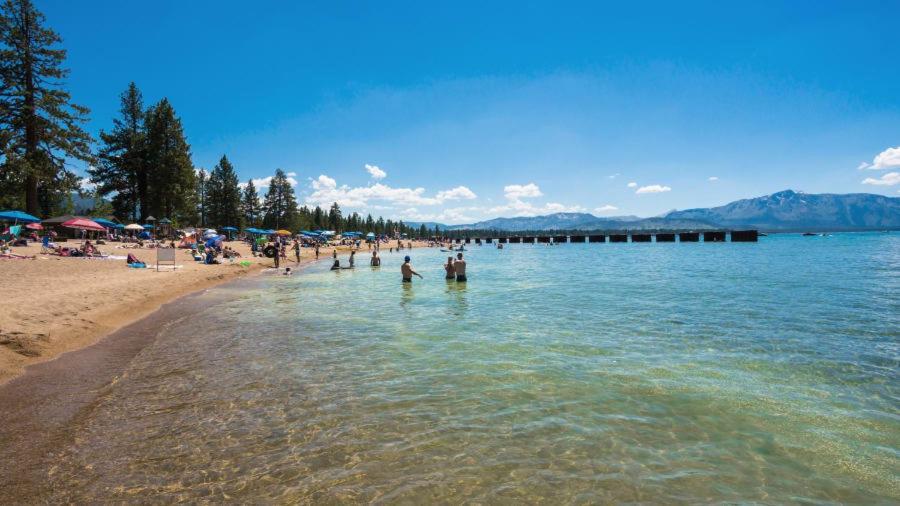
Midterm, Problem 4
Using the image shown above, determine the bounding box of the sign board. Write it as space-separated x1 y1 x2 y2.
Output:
156 248 177 271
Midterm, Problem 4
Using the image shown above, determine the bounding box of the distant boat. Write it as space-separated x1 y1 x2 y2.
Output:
758 232 768 237
802 232 816 236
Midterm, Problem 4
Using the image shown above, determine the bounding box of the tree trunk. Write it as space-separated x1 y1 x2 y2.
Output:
22 2 39 215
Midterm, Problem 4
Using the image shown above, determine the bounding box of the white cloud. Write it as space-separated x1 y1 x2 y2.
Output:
79 177 96 192
365 163 387 180
248 173 299 189
861 172 900 186
594 204 619 213
608 173 620 180
708 176 719 181
306 175 476 208
503 183 543 199
435 186 477 201
635 184 672 194
627 182 637 188
399 206 480 224
859 146 900 170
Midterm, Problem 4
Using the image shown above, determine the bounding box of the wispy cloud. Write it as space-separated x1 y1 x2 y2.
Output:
858 146 900 170
627 182 637 188
607 173 620 180
708 176 719 181
594 204 619 213
861 172 900 186
635 184 671 194
365 163 387 179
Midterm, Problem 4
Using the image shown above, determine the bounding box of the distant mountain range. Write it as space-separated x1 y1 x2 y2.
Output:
407 190 900 232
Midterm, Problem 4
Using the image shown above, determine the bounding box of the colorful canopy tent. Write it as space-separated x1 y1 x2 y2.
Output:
0 210 41 223
62 218 105 232
90 218 120 229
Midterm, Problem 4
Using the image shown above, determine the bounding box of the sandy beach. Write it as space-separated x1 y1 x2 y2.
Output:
0 240 423 385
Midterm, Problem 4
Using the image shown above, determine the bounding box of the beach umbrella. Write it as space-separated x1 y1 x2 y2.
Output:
90 218 119 229
158 218 172 224
276 229 292 236
142 224 153 229
145 216 156 222
25 223 43 230
221 226 237 231
0 210 41 224
62 217 105 232
366 232 375 238
124 223 143 231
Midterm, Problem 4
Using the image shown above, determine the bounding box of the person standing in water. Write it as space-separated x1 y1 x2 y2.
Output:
349 250 356 268
401 256 423 283
370 251 381 266
444 256 456 279
332 249 337 260
454 252 467 282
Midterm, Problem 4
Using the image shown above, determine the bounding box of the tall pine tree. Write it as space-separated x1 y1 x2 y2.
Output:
241 178 261 228
206 155 242 228
90 82 146 221
261 169 297 230
144 98 195 223
0 0 92 216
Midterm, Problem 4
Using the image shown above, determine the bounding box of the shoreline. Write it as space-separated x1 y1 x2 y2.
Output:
0 241 426 386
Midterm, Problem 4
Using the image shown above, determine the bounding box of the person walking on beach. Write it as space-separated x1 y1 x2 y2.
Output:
371 251 381 267
444 256 456 279
292 239 300 263
401 256 423 283
273 242 281 269
315 244 320 259
454 252 467 282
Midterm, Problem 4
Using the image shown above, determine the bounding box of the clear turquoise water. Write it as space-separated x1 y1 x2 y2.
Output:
35 234 900 502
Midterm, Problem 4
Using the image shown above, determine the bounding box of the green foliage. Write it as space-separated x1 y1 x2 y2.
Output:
241 178 261 227
206 155 242 228
261 169 298 230
144 98 196 224
90 82 145 221
0 0 93 216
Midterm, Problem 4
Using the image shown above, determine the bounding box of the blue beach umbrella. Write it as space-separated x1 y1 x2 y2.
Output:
142 224 153 229
221 226 238 231
0 210 41 223
90 218 119 229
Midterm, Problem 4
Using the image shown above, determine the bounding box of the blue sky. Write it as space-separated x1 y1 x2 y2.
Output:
43 0 900 223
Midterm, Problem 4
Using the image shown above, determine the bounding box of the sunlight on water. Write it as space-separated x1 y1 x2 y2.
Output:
26 234 900 502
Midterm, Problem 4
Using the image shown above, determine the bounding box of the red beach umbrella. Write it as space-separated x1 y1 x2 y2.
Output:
25 223 43 230
61 218 105 232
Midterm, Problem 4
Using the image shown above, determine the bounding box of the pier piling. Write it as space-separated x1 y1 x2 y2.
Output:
631 234 651 243
588 235 605 243
704 231 726 242
730 230 758 242
655 233 675 242
679 232 700 242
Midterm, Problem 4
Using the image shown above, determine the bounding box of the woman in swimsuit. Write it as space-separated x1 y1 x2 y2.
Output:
444 256 456 279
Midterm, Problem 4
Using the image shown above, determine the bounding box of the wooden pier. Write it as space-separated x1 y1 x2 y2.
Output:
483 230 759 244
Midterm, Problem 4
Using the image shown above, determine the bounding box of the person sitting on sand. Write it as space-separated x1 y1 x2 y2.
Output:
82 240 96 257
401 256 423 283
444 256 456 279
370 251 381 267
126 253 146 268
454 252 467 282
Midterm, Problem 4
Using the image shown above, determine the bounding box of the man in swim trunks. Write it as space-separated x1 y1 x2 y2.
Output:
401 255 422 283
454 252 467 282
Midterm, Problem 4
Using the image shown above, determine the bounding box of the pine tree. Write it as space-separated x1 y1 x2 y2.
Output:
144 98 195 223
90 82 146 221
241 178 261 227
0 0 92 216
206 155 242 228
196 168 208 226
328 202 342 231
312 205 324 229
261 169 298 230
